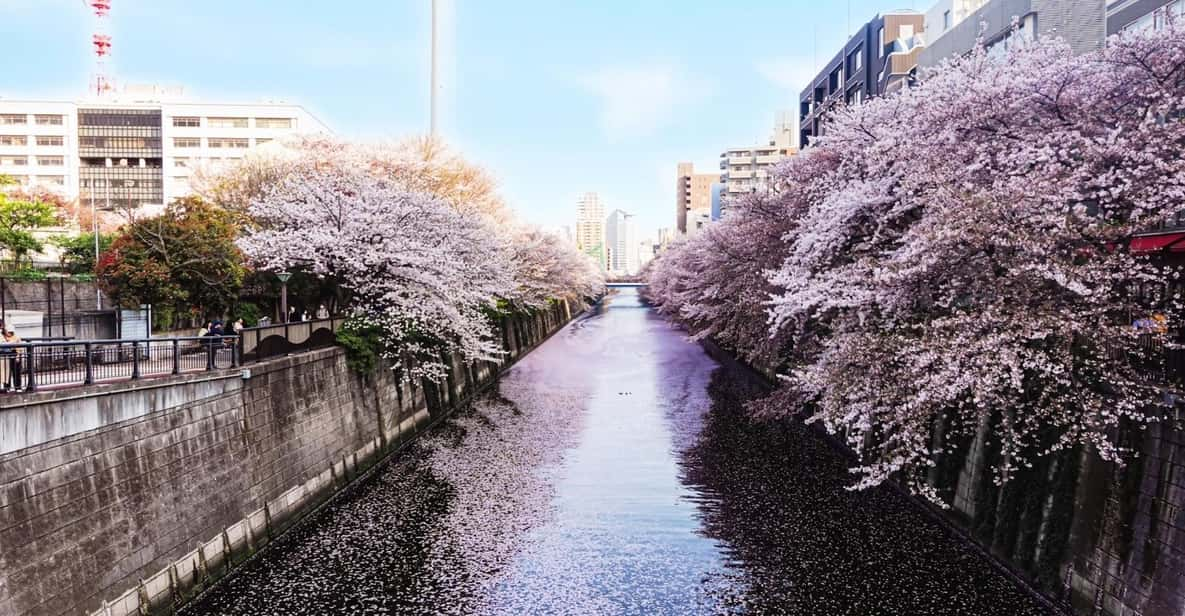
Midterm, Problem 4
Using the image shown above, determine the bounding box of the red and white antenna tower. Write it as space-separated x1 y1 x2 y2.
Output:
86 0 114 96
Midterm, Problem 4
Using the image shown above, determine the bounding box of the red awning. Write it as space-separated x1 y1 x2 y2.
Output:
1132 232 1185 253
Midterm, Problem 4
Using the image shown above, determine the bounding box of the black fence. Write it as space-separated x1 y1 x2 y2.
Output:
0 317 348 394
0 336 239 392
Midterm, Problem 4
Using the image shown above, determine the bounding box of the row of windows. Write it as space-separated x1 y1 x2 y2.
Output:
79 136 163 150
78 109 162 127
174 137 271 148
0 156 64 166
0 175 66 186
171 116 293 129
0 114 65 126
1123 1 1185 33
0 135 65 146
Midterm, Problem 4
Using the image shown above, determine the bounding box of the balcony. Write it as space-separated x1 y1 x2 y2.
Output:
729 170 754 180
755 155 782 165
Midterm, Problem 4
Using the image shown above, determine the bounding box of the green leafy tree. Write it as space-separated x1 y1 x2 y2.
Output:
96 196 246 325
52 232 116 274
0 175 60 263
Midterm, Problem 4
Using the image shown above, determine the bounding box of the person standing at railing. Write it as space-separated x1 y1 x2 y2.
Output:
316 304 329 320
3 330 22 391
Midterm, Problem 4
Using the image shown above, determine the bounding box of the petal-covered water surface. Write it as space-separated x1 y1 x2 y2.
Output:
183 288 1053 616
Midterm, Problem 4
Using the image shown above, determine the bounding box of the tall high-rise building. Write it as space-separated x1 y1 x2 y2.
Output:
720 113 798 198
0 95 330 213
575 192 606 270
605 209 638 274
676 162 718 236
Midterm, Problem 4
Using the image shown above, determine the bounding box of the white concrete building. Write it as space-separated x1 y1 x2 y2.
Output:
719 112 797 198
605 209 638 275
0 96 329 214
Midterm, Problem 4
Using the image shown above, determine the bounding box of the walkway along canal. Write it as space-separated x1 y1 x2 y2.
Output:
182 288 1055 615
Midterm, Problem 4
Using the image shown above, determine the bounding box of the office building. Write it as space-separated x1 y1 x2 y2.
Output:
720 112 798 195
1108 0 1185 35
676 162 718 235
0 94 329 213
919 0 1106 67
799 11 926 148
575 192 606 270
605 209 638 275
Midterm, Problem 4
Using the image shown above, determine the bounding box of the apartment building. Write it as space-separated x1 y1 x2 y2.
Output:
799 11 926 148
0 97 329 212
919 0 1107 67
719 113 797 197
676 162 718 236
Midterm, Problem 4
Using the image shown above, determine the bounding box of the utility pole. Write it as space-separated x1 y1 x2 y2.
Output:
430 0 438 136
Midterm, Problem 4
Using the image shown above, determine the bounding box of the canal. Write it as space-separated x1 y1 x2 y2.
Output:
183 288 1054 615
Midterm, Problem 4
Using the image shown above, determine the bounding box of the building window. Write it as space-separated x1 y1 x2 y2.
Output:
208 137 249 149
255 138 273 146
852 48 863 72
34 114 64 126
1 156 28 166
35 135 64 146
0 114 27 126
174 157 189 168
35 175 65 186
207 117 248 129
0 135 27 146
879 27 885 57
944 10 952 31
172 116 200 127
36 156 63 166
174 137 201 148
255 117 293 129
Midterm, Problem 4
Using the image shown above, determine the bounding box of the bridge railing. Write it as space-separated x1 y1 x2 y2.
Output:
238 317 347 363
0 336 239 393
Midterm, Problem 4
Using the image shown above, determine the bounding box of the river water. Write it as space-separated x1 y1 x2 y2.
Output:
183 288 1053 616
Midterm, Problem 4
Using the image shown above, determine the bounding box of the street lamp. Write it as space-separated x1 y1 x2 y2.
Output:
276 271 292 323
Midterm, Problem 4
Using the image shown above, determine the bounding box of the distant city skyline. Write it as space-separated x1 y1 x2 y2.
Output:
0 0 918 235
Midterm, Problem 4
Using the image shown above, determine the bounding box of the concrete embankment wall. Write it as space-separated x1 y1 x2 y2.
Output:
0 300 578 616
700 338 1185 616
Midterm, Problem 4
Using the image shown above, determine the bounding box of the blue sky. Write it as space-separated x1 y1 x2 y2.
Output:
0 0 923 236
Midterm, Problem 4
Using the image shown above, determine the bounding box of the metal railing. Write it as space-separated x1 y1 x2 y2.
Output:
0 336 239 393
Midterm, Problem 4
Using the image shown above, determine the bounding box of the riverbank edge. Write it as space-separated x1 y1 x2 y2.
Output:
695 338 1073 616
89 298 598 616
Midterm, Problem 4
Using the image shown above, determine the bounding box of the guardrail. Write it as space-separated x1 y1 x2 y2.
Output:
0 317 351 394
0 336 239 393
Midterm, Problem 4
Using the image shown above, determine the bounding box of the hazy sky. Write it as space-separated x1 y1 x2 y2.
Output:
1 0 926 236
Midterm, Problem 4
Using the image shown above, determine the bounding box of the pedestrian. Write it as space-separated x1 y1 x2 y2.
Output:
211 320 224 336
3 330 22 391
198 321 211 337
301 309 310 322
232 318 245 335
288 306 296 323
316 304 329 320
0 332 12 392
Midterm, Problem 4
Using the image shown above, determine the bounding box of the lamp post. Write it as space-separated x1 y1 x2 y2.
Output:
276 271 292 323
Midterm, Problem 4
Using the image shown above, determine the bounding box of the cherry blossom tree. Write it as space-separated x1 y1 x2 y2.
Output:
234 137 602 380
240 163 513 381
648 25 1185 497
